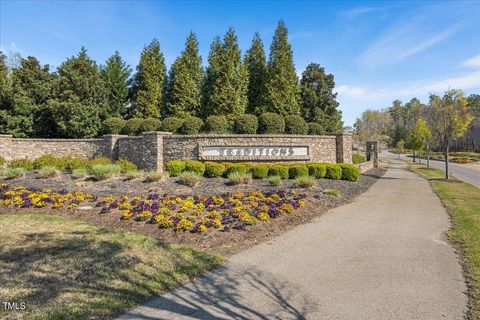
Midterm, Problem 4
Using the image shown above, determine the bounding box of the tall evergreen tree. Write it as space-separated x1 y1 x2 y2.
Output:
244 32 267 114
47 47 107 138
300 63 342 133
101 51 131 118
263 20 300 116
3 56 56 137
131 39 166 118
165 32 203 118
0 52 10 109
202 28 248 118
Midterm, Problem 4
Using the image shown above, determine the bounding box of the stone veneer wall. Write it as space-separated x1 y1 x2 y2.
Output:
0 133 353 171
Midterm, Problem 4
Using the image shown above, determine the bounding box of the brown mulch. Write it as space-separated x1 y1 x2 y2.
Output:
0 168 386 256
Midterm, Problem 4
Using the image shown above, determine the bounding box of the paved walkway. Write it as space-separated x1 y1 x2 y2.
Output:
118 160 467 320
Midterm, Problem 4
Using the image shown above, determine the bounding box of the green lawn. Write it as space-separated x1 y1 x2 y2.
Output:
409 163 480 319
0 214 222 320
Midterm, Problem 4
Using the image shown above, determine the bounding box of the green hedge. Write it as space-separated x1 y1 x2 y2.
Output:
325 164 342 180
161 117 183 133
204 115 229 134
166 160 186 176
233 114 258 134
268 164 289 179
184 160 206 175
204 162 225 178
288 164 308 179
285 115 308 135
249 164 270 179
307 123 324 135
103 117 126 134
258 113 285 134
141 117 162 132
307 163 327 179
122 118 144 135
338 163 360 182
179 116 204 134
352 154 366 164
223 163 249 177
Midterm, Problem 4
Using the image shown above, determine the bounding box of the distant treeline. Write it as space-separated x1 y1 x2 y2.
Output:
0 20 343 138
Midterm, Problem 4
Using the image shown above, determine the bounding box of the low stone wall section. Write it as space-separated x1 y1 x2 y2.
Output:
0 132 353 171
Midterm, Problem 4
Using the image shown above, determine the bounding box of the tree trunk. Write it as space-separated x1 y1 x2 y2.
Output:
419 151 422 164
413 149 416 162
445 142 449 180
427 144 430 169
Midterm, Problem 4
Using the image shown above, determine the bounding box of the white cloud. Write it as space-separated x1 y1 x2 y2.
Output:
337 70 480 101
340 6 386 17
358 17 460 67
461 54 480 68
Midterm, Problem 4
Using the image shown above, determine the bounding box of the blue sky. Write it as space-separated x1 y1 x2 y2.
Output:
1 0 479 126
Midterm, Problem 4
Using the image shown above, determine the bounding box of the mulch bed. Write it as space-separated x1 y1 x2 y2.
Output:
0 168 385 256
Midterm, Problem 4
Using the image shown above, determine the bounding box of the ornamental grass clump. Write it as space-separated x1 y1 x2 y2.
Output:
144 171 164 182
125 170 143 180
8 158 34 171
89 164 121 181
178 172 202 187
3 167 26 180
33 154 65 170
36 166 59 179
228 172 253 185
294 175 315 188
323 188 341 197
71 168 88 180
115 159 138 173
250 164 270 179
203 162 225 178
268 175 282 186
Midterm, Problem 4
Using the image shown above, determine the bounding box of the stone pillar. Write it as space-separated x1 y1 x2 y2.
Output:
102 134 127 160
336 134 353 163
141 132 172 172
366 141 379 168
0 135 13 161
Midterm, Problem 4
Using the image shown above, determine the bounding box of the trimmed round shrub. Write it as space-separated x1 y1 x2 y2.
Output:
352 154 366 164
233 114 258 134
258 113 285 134
308 122 325 135
307 163 327 179
249 164 270 179
204 115 229 133
103 117 126 134
223 163 248 177
141 117 162 132
166 160 186 176
288 164 308 179
339 163 360 182
161 117 183 133
8 158 34 171
325 164 342 180
122 118 144 135
184 160 206 175
115 159 138 173
179 116 204 135
204 162 225 178
285 115 308 135
268 164 289 179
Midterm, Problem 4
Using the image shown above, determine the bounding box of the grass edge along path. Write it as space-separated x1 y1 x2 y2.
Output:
408 162 480 320
0 213 222 320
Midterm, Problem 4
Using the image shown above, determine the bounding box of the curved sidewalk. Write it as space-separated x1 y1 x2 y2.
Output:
119 160 467 320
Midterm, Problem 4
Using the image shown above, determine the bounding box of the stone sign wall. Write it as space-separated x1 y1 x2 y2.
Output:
0 132 353 171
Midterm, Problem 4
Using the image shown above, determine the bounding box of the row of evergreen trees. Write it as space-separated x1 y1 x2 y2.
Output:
0 20 342 138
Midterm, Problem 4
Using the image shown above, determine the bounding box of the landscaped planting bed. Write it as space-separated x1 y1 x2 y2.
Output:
0 155 385 254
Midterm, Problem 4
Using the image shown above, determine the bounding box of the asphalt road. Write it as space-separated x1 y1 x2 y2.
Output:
118 159 467 320
384 151 480 188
